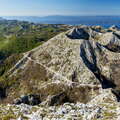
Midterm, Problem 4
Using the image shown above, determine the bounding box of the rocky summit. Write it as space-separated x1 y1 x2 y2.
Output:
1 25 120 119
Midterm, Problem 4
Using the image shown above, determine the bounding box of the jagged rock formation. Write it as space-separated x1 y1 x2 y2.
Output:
109 25 120 31
13 94 41 105
66 25 100 40
80 32 120 91
1 25 120 119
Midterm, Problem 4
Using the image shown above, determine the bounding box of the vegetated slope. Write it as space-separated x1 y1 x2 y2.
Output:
0 20 70 78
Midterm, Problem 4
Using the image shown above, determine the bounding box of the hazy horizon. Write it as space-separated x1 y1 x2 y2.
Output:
2 15 120 17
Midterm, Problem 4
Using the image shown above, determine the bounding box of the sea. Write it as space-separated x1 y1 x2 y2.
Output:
3 16 120 28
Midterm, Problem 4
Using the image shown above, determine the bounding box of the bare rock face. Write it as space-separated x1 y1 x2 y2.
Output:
98 32 120 52
80 39 116 89
66 26 99 40
80 30 120 99
91 25 103 32
108 25 120 32
66 27 90 39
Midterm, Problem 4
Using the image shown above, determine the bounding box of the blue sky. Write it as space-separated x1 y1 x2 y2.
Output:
0 0 120 16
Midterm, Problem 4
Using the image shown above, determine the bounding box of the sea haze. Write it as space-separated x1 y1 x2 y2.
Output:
2 16 120 28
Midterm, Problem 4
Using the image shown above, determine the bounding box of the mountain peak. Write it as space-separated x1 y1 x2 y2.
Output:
0 25 120 119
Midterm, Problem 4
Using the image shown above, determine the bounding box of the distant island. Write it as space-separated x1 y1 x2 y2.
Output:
2 16 120 27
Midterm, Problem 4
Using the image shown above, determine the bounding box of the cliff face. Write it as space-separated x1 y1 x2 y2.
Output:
1 25 120 119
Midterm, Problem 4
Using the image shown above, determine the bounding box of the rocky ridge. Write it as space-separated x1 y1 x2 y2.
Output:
0 25 120 119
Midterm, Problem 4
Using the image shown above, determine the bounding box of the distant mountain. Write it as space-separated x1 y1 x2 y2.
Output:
3 15 120 27
0 17 4 20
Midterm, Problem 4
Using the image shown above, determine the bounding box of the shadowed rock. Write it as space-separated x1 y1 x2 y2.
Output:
80 40 116 89
66 26 100 41
46 92 71 106
66 27 90 39
0 87 6 99
108 25 120 32
14 94 41 105
104 32 120 52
